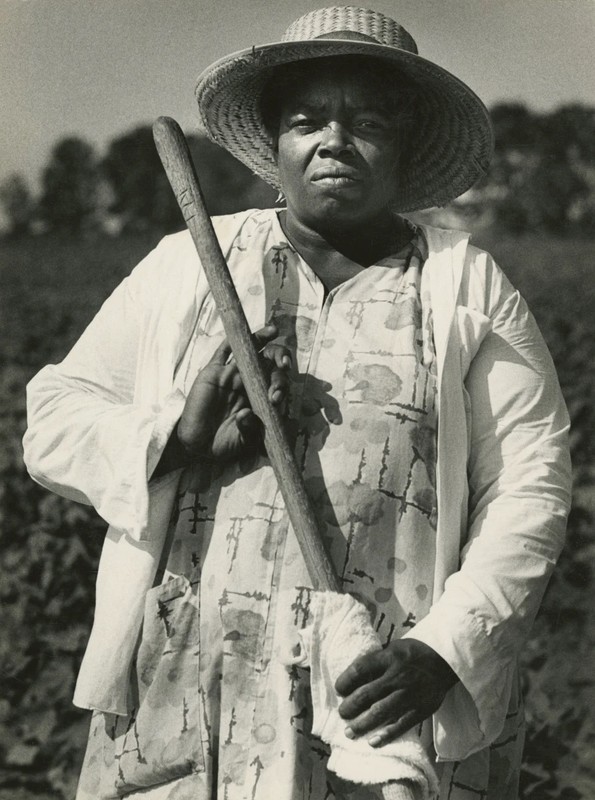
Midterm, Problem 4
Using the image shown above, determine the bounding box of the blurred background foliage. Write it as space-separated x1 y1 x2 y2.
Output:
1 102 594 798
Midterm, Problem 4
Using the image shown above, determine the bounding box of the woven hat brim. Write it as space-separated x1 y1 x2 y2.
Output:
195 39 494 212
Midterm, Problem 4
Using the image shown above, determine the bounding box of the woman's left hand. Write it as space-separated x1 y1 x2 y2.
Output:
335 638 458 747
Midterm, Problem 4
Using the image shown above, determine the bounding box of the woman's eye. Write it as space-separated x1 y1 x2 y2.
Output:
354 119 384 131
290 118 319 132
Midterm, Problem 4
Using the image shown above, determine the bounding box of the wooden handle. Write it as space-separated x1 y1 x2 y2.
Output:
153 116 341 593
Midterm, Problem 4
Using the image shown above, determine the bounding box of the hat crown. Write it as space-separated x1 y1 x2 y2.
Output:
281 6 418 54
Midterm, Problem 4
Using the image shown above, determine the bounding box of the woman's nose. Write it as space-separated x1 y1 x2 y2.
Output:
318 121 354 155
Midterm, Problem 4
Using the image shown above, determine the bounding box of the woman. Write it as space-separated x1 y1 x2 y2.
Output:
23 7 571 800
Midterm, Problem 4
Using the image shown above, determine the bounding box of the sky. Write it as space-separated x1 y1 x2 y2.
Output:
1 0 595 193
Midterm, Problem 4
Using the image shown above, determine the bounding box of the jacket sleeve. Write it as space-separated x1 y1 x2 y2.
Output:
404 253 572 758
22 234 199 542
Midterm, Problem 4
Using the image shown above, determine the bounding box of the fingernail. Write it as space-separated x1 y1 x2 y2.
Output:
368 735 382 748
282 355 291 368
272 390 282 403
344 727 355 740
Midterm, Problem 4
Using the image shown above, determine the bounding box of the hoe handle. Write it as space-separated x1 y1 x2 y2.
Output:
153 116 341 593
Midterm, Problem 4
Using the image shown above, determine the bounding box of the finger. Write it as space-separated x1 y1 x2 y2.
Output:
235 406 255 428
343 690 408 739
208 338 233 366
235 408 263 447
323 394 342 425
270 388 286 407
268 368 291 407
207 323 279 368
254 326 291 372
335 649 386 696
367 710 420 748
260 342 292 370
337 676 392 721
197 363 245 399
252 323 279 348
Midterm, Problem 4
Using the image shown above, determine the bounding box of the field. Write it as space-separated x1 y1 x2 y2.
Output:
1 227 594 798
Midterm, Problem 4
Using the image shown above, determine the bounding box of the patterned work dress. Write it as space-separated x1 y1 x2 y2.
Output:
77 215 523 800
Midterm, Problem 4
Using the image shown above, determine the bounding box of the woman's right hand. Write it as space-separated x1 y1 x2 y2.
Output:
154 324 291 477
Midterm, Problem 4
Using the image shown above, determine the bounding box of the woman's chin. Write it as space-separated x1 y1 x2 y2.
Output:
312 199 390 231
304 191 370 222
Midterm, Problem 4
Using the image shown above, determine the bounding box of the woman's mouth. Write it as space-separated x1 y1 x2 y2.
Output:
311 168 361 187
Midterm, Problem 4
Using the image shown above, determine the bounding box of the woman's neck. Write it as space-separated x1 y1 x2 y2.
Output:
279 208 411 268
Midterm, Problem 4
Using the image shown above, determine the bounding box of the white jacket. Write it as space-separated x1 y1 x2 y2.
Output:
23 210 571 760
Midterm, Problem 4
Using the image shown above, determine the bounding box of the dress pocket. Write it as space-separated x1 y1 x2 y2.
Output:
100 567 204 797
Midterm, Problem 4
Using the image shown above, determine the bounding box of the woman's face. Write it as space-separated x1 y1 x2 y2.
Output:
275 64 405 233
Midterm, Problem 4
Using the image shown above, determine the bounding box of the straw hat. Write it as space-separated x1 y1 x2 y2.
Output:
195 6 494 212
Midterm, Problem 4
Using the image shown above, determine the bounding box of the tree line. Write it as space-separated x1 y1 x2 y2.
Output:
2 102 594 237
0 129 277 237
